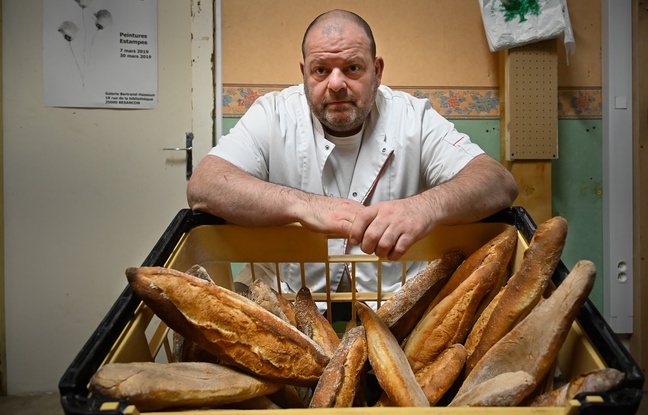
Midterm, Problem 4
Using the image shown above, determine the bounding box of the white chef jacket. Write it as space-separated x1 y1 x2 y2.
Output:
209 84 484 295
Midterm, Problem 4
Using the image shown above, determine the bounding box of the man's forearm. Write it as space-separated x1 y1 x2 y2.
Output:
187 155 307 226
418 154 519 227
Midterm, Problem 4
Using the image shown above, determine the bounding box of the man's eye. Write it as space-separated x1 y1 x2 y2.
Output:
348 65 360 72
314 67 327 75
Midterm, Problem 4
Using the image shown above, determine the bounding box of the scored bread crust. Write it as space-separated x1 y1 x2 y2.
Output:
310 326 368 408
528 368 625 407
376 249 464 342
295 286 341 358
356 302 429 407
89 361 283 411
450 371 536 407
126 267 329 386
464 216 568 375
376 343 468 407
428 225 517 312
403 262 499 372
457 260 596 401
248 279 291 324
463 288 503 357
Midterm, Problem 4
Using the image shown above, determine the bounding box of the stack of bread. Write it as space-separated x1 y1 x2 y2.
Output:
89 216 625 411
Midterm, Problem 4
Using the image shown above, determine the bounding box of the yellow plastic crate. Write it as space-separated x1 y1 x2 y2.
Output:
59 208 644 414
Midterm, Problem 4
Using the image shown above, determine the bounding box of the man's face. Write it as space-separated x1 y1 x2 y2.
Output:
301 21 383 137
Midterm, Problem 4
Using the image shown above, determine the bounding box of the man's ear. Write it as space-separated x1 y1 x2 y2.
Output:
300 60 305 77
374 56 384 85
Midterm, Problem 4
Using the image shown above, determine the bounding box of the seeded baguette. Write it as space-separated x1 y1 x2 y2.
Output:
376 249 464 342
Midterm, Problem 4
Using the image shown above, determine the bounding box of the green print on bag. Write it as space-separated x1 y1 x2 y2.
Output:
499 0 541 22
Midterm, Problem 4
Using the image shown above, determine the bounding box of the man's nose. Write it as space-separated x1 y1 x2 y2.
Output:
327 68 347 92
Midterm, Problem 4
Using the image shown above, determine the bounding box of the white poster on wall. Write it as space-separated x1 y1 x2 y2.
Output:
43 0 158 108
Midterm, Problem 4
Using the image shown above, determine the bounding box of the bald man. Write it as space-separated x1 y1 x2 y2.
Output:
187 10 518 297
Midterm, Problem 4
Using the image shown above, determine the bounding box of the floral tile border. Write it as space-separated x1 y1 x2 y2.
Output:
221 84 602 120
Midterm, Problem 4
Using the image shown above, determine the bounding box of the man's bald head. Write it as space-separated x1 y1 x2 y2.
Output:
301 10 376 59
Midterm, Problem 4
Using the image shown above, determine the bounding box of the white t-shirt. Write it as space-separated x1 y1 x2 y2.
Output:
210 84 484 294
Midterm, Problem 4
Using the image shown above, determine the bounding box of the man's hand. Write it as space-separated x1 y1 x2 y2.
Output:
347 154 518 261
296 194 365 236
348 197 434 260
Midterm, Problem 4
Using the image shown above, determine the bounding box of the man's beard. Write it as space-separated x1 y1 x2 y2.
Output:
305 83 377 135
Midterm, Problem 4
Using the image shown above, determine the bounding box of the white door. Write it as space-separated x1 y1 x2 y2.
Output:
2 0 213 393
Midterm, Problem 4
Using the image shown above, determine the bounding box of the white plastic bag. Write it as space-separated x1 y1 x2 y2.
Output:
479 0 574 55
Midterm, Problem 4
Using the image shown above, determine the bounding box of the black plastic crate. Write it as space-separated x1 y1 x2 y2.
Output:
59 207 644 414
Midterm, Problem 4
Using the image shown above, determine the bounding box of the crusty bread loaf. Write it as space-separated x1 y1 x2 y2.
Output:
247 279 291 324
356 302 429 407
310 326 368 408
463 289 503 358
428 225 517 312
449 371 536 407
126 267 329 386
275 289 297 327
375 343 467 407
376 249 464 342
185 264 215 284
295 286 341 358
402 262 499 372
247 279 296 327
464 216 568 375
89 361 283 411
172 264 218 364
416 343 468 405
457 260 596 401
528 368 625 407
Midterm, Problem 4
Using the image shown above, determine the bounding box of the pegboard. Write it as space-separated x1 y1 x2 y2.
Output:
502 40 558 160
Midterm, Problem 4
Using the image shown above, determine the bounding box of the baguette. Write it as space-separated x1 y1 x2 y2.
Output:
356 302 429 407
528 368 625 407
89 361 282 411
295 286 341 358
172 264 219 363
310 326 368 408
463 289 503 358
449 371 536 407
428 225 517 311
376 249 464 342
402 262 499 372
247 279 292 325
185 264 215 284
375 343 467 407
126 267 329 386
464 216 568 375
457 260 596 401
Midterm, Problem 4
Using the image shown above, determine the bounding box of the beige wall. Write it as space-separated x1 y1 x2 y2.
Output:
223 0 601 88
